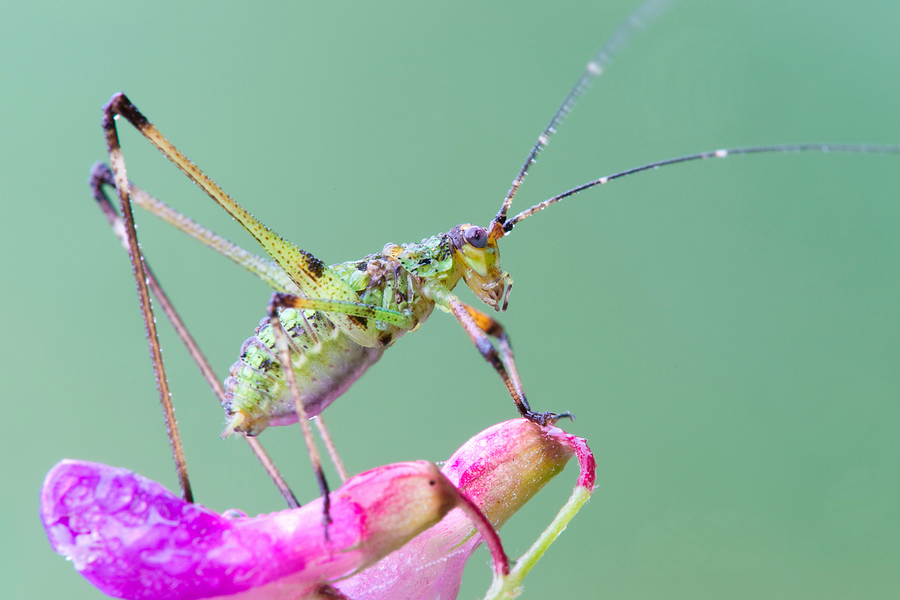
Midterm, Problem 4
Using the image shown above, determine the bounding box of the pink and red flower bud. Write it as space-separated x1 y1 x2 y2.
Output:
336 419 596 599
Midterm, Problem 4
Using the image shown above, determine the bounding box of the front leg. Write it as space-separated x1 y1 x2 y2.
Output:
447 297 573 426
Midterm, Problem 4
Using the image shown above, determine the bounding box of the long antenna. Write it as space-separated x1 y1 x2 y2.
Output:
491 0 675 236
504 144 900 230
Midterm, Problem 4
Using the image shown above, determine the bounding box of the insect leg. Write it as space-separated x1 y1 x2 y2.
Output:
448 298 571 426
307 584 353 600
89 164 301 508
101 94 374 346
270 292 417 330
101 108 192 502
90 162 299 294
315 416 349 484
268 291 414 479
267 294 332 530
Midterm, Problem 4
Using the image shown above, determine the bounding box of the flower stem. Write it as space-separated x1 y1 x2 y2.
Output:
484 485 593 600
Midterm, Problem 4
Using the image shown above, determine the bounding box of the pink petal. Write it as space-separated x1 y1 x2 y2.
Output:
41 460 464 600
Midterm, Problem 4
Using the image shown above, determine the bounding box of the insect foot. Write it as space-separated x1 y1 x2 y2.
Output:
523 409 575 427
40 459 507 600
337 418 596 600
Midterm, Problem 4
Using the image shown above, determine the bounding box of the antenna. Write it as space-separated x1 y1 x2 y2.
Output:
504 144 900 231
491 0 675 237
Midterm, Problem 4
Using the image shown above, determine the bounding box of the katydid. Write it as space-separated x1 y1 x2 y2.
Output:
92 0 899 506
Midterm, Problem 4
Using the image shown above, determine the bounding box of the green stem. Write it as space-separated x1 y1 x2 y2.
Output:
484 485 593 600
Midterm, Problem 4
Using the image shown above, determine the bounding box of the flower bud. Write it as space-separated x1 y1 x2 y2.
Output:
335 419 596 600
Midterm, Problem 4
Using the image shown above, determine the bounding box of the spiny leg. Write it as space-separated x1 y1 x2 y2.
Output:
460 302 573 422
93 163 350 496
101 93 373 345
267 292 391 484
315 416 349 484
89 163 301 509
267 291 423 481
269 292 417 330
101 106 192 502
267 294 332 530
447 298 569 427
90 162 300 295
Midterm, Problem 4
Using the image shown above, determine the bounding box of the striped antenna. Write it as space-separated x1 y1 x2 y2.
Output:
503 144 900 231
491 0 675 237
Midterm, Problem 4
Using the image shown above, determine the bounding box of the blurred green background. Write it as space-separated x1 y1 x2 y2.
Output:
3 0 899 598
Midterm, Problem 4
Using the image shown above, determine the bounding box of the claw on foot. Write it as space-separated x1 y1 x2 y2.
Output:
523 410 574 427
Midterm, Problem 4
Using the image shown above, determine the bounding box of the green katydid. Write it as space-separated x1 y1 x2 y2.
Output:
91 0 900 509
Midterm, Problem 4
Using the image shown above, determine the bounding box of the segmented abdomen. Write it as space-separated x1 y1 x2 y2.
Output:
222 308 385 436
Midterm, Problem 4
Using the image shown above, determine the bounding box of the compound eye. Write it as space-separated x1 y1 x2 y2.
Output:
463 226 488 249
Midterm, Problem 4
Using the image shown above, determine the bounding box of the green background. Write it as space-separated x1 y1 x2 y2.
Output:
3 0 899 598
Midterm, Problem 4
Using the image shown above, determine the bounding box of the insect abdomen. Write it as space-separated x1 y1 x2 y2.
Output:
222 308 385 436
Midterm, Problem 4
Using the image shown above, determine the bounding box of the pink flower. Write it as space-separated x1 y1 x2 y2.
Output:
336 419 596 599
41 420 594 599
